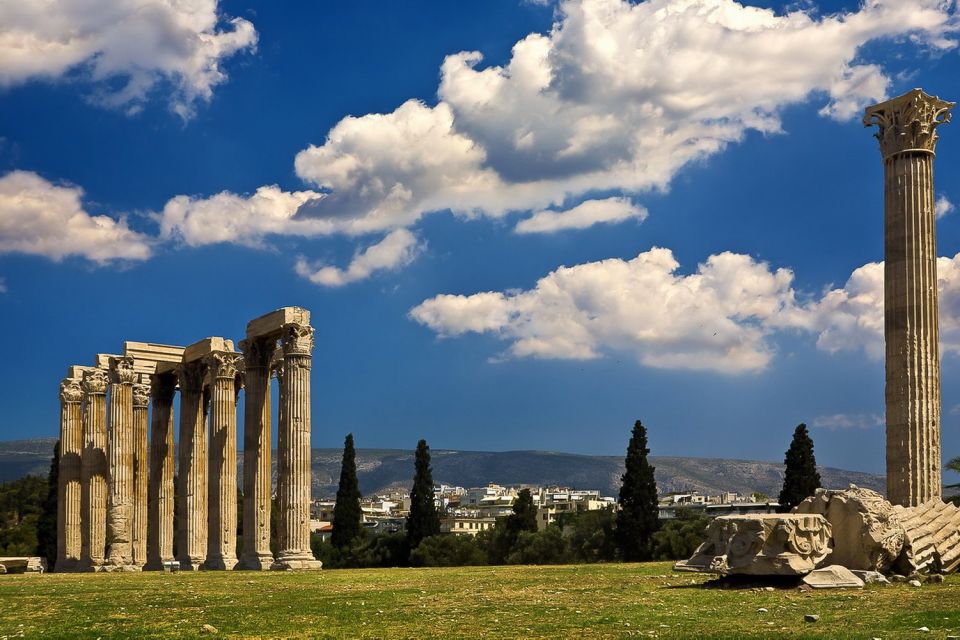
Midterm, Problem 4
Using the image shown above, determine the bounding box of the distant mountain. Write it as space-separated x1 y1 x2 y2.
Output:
0 437 885 498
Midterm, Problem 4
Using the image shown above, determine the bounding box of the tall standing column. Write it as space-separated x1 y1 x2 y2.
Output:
203 351 243 570
79 369 108 571
56 378 83 572
106 356 137 570
145 373 176 570
177 362 208 571
272 322 321 570
865 88 955 507
237 337 276 570
131 381 150 568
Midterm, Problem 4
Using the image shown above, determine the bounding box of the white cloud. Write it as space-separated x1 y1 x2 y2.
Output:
159 185 329 247
514 197 646 234
286 0 956 235
937 194 955 219
811 413 884 430
803 253 960 359
295 229 424 288
0 170 151 263
410 247 801 373
0 0 257 117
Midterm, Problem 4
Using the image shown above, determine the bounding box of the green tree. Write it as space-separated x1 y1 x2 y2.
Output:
777 423 822 512
331 433 363 549
652 508 710 560
410 534 486 567
616 420 659 562
0 475 47 556
36 441 59 568
561 507 618 563
505 527 570 565
488 488 540 564
406 439 440 550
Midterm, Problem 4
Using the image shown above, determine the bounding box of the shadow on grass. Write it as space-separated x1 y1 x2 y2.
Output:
665 574 803 590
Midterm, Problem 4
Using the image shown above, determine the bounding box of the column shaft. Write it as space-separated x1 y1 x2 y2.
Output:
273 323 321 570
145 373 176 570
131 382 150 567
237 337 275 570
177 362 208 570
80 369 108 571
884 152 942 505
57 379 84 571
106 356 136 570
204 352 243 570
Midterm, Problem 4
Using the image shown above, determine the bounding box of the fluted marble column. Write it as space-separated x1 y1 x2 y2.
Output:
56 378 83 572
237 337 276 570
273 322 321 570
177 362 208 570
80 369 108 571
865 88 955 506
131 381 149 568
106 356 137 570
204 351 243 570
145 373 176 570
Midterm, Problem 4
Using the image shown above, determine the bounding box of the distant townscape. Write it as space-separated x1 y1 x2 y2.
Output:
309 483 778 541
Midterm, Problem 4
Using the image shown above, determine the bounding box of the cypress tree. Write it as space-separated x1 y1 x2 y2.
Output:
406 439 440 549
36 440 59 569
778 423 822 511
616 420 659 562
507 488 538 535
331 433 363 548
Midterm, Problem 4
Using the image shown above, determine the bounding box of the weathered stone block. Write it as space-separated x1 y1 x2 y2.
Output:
674 514 832 576
795 486 903 572
182 338 236 363
802 565 864 589
246 307 310 338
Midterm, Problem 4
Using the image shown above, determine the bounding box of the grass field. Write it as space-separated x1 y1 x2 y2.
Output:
1 562 959 639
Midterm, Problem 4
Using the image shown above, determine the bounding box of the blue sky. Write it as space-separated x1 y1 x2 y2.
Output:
1 0 959 474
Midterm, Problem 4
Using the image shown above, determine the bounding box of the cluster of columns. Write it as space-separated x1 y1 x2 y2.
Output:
55 307 321 571
864 89 955 507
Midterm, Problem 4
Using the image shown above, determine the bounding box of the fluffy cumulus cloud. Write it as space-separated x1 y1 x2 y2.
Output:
514 197 646 234
159 185 329 247
937 194 955 218
804 253 960 359
295 229 424 287
410 247 802 373
0 170 151 263
288 0 957 235
811 413 884 430
410 248 960 373
0 0 256 117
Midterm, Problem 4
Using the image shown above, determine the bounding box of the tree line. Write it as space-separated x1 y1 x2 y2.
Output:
0 420 834 569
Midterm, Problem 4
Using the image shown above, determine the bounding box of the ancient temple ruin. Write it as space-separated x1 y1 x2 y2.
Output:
55 307 320 572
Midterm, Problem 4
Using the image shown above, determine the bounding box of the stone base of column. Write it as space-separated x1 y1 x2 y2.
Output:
202 555 238 571
55 559 78 573
78 561 107 573
101 564 142 573
142 558 176 571
179 559 204 571
236 553 275 571
271 553 322 571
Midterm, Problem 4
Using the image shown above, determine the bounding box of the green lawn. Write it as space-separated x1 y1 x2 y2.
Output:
0 562 958 639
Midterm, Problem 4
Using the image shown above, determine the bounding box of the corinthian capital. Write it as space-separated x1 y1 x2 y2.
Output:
60 378 83 404
204 351 244 380
239 337 276 369
132 383 150 408
82 369 109 395
281 323 314 357
864 88 954 159
108 356 137 385
177 362 205 393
